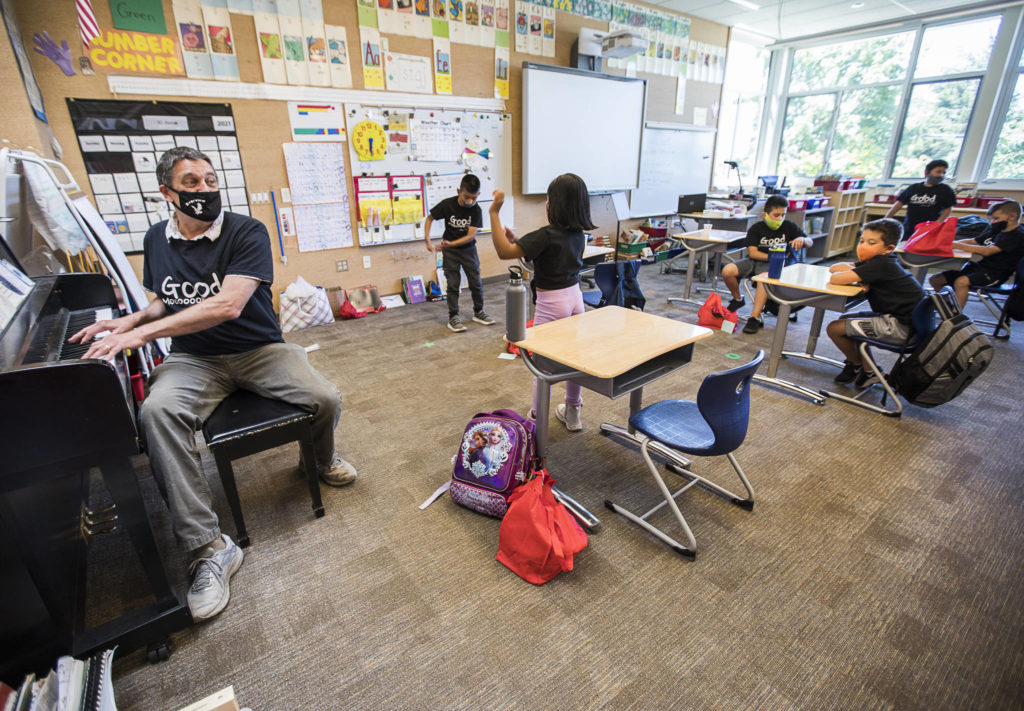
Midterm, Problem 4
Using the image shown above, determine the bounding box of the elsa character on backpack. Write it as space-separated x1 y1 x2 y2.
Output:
488 174 594 433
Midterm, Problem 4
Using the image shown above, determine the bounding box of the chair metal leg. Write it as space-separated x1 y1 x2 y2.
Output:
606 438 698 559
976 290 1011 339
664 449 754 509
819 342 904 417
211 449 250 548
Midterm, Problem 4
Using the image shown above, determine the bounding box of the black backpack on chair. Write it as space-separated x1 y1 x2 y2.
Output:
890 288 994 408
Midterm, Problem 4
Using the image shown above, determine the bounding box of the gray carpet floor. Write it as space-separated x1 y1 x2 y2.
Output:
95 264 1024 710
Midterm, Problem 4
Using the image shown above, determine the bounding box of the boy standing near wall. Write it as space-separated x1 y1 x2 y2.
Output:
424 174 495 332
884 159 956 240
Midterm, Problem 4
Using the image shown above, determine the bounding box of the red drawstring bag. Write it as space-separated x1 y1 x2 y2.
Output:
697 292 738 331
904 217 958 257
496 467 587 584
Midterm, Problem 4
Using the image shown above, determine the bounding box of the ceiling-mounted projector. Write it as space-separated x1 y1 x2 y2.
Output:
601 29 648 58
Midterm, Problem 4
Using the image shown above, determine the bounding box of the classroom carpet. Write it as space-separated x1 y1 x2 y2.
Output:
88 265 1024 710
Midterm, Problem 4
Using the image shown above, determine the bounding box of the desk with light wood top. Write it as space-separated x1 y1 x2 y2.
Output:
752 263 864 403
895 249 974 283
513 307 714 527
665 229 747 307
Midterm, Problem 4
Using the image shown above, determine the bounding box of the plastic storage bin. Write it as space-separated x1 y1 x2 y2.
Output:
977 196 1008 209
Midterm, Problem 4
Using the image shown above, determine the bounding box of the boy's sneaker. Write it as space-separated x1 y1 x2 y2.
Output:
447 315 467 332
188 534 243 621
472 311 496 325
320 455 357 487
855 368 880 390
726 297 745 312
555 403 582 432
834 361 860 384
742 316 763 334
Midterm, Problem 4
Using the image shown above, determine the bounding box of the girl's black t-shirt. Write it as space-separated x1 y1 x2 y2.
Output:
516 225 586 290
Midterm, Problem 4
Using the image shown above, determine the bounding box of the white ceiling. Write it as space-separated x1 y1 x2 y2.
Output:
651 0 1009 41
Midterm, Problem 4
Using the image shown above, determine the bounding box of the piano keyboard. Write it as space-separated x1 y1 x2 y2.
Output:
24 307 114 363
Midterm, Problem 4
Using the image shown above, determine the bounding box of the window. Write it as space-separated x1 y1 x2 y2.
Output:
713 39 770 191
893 79 981 177
771 13 1007 181
778 95 835 178
989 73 1024 180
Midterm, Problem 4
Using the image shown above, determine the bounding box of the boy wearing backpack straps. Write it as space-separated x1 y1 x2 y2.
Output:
825 218 925 389
928 200 1024 309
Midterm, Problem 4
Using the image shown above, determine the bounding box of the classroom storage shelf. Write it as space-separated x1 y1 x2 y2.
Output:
790 206 834 264
822 189 867 258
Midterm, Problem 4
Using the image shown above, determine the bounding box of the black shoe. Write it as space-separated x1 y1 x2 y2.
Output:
742 316 763 334
789 312 799 322
855 368 880 390
834 362 860 384
727 297 745 312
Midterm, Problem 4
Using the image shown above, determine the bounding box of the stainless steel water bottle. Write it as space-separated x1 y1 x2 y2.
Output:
505 265 528 343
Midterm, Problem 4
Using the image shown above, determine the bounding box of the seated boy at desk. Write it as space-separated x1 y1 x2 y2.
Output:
720 194 813 334
928 200 1024 309
826 218 924 388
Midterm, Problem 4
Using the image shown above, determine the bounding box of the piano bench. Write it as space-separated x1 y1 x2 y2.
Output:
201 390 324 549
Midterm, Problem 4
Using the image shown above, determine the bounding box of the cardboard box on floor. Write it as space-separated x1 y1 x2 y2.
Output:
178 686 241 711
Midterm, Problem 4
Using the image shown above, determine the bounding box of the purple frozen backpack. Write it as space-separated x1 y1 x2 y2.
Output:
450 409 536 518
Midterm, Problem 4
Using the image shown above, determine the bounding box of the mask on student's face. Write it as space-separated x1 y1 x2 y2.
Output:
169 188 222 222
925 175 943 186
990 220 1008 232
764 216 783 230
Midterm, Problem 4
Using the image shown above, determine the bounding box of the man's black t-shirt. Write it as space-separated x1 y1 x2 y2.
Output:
745 219 806 256
429 196 483 248
897 182 956 235
852 253 924 324
975 225 1024 280
516 225 586 290
143 211 283 356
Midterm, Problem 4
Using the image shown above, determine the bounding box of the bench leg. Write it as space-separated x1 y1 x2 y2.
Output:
211 449 250 548
298 431 325 518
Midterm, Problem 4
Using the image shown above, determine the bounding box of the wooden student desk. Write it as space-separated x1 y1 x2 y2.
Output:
512 307 713 527
752 264 864 404
665 229 748 307
895 249 974 283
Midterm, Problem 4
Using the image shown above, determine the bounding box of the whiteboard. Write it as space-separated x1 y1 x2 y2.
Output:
522 63 646 195
629 124 715 218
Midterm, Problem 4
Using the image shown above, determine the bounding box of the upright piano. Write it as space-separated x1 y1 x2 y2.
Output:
0 255 191 680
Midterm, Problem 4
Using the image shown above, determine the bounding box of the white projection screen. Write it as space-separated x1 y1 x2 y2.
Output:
522 63 647 194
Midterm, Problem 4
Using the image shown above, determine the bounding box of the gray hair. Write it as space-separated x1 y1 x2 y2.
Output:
156 146 214 187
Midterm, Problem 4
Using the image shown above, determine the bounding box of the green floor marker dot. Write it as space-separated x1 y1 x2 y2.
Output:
424 342 435 347
726 353 741 359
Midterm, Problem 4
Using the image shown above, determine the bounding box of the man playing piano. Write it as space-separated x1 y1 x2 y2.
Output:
69 147 357 622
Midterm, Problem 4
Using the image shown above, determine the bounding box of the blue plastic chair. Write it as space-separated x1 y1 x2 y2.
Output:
822 289 941 417
605 350 764 560
582 259 646 309
973 254 1024 340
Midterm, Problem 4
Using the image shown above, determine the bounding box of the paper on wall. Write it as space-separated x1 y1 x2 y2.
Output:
528 4 541 55
432 36 452 94
253 0 287 83
300 0 330 86
384 50 433 94
359 25 385 89
541 5 554 57
514 1 527 53
324 24 353 88
172 0 214 78
448 0 465 43
277 0 310 85
201 0 240 80
493 42 509 99
478 0 495 47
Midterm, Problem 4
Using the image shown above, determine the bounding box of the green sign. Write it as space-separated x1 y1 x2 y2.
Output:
109 0 167 35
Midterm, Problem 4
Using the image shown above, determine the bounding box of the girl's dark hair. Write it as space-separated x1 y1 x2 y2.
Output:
546 173 597 231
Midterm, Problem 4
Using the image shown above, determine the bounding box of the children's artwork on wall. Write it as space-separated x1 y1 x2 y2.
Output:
253 0 287 83
300 0 329 86
541 6 554 57
68 99 249 255
201 1 240 80
324 24 353 88
277 0 309 84
493 42 509 99
514 1 527 53
359 25 385 89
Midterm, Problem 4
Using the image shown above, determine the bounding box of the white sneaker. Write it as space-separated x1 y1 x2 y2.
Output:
320 455 358 486
555 403 582 432
188 534 243 621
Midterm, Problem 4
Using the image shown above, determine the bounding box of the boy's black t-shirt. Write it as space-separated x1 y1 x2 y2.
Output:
143 211 283 355
516 225 585 290
975 224 1024 279
429 196 483 248
745 219 806 256
852 253 924 324
897 182 956 233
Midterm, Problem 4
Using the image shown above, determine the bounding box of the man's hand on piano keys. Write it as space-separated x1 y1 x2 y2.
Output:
81 329 146 362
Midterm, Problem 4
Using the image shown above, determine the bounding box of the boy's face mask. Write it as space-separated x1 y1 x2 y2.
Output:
764 214 784 230
925 175 943 186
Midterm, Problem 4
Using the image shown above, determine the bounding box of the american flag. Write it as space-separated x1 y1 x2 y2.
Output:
76 0 100 52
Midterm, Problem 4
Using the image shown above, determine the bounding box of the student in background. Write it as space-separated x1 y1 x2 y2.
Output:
884 159 956 240
720 194 813 334
826 218 924 388
488 174 594 432
928 200 1024 308
424 174 495 333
